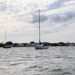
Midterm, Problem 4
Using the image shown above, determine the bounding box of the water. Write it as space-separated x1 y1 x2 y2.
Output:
0 46 75 75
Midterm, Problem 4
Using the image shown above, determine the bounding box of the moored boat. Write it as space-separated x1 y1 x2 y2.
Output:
35 44 48 49
3 45 11 48
35 10 48 49
3 31 11 48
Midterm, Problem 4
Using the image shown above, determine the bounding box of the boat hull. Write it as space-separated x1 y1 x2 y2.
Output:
35 45 48 49
3 45 11 48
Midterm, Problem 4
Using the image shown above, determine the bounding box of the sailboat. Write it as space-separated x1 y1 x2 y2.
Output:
35 10 48 49
3 31 11 48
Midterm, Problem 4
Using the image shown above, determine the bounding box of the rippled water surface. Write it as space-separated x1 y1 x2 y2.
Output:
0 47 75 75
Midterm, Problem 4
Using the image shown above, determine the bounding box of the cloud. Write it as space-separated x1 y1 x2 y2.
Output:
49 11 75 23
0 0 75 42
0 0 58 14
63 0 75 6
38 0 75 34
48 0 65 10
0 1 7 11
31 15 48 23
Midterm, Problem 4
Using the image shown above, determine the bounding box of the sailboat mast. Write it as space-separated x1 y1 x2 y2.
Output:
5 30 6 43
39 9 41 43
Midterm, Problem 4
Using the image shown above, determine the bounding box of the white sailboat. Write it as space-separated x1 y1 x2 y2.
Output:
35 10 48 49
3 31 11 48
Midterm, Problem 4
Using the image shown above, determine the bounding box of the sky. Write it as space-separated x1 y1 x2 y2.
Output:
0 0 75 43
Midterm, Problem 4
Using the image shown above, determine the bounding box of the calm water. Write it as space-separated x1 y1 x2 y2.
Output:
0 47 75 75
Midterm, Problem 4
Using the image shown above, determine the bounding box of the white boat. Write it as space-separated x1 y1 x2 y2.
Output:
35 44 48 49
35 10 48 49
3 45 11 48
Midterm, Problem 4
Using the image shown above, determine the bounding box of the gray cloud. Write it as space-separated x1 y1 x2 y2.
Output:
31 11 75 24
49 11 75 23
0 1 7 11
48 0 65 10
0 0 20 14
31 15 48 23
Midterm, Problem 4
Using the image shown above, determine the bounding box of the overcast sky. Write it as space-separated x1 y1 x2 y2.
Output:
0 0 75 43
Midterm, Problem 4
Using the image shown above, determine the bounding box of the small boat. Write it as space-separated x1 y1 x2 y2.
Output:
35 44 48 49
3 45 11 48
35 10 48 49
3 31 11 48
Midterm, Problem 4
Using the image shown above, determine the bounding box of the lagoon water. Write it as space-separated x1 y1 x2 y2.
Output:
0 47 75 75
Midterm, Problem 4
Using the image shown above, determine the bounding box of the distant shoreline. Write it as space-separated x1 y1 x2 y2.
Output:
0 41 75 47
